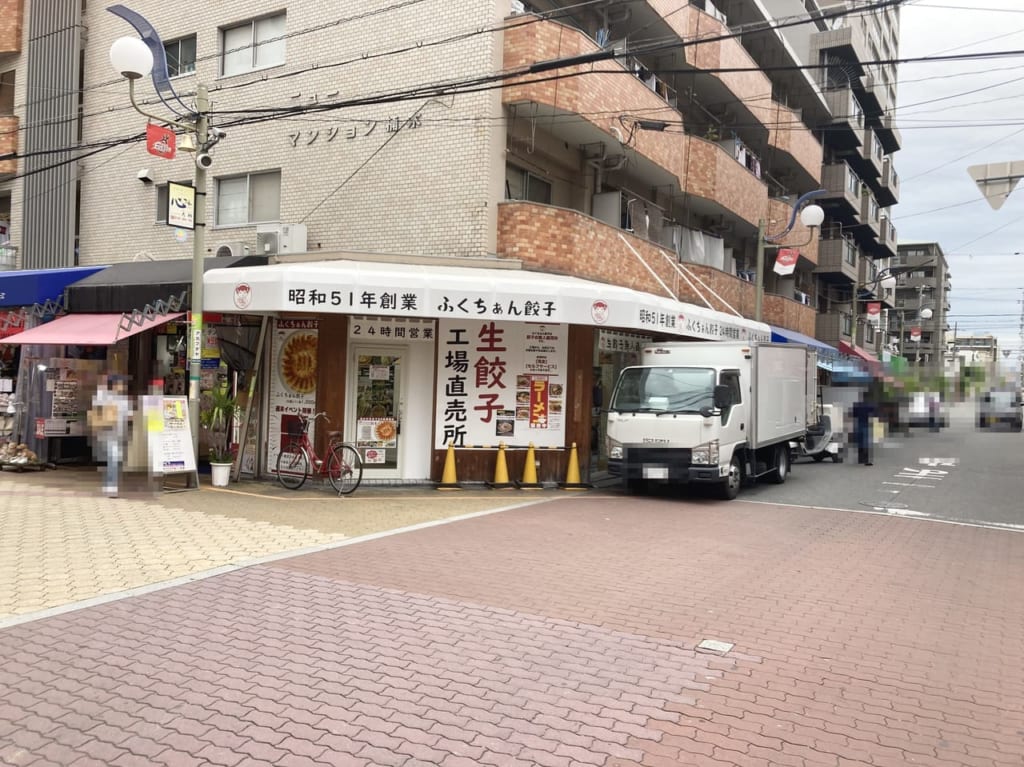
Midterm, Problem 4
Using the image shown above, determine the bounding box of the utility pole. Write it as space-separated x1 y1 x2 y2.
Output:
1019 288 1024 393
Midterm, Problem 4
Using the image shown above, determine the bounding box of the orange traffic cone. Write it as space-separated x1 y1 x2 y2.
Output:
436 442 462 490
516 442 543 490
559 442 591 490
487 442 516 489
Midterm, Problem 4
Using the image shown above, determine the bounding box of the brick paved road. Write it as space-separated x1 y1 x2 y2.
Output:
2 495 1022 766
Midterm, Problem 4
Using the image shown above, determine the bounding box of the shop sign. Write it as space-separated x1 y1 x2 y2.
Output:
598 330 647 353
167 181 195 230
282 286 558 321
347 317 435 342
146 123 176 159
866 302 882 324
435 320 566 449
773 248 798 276
266 318 319 473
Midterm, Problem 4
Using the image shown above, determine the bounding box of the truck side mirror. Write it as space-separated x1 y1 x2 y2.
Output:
713 385 732 409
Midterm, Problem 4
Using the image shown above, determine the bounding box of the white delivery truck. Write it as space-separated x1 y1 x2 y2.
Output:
605 342 817 500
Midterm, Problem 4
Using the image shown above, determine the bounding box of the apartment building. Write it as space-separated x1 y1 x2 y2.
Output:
3 1 893 481
805 0 901 364
892 242 951 371
948 335 999 381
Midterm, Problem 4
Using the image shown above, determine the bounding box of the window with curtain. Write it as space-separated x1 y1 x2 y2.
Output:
222 13 286 76
216 171 280 225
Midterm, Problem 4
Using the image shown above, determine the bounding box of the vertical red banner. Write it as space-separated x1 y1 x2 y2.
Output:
529 377 549 428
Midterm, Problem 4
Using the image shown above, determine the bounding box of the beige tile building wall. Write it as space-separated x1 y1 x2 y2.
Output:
77 0 510 265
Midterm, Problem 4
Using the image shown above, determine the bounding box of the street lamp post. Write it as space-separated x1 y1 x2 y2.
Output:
109 27 212 462
754 190 826 321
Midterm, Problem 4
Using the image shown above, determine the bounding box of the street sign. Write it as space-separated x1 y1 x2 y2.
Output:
866 302 881 324
967 161 1024 211
146 123 176 160
773 248 798 276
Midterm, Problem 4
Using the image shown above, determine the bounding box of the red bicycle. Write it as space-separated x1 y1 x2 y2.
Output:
275 412 363 495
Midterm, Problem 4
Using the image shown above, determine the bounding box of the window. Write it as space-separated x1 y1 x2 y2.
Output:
841 312 853 336
844 239 857 266
720 370 742 423
222 14 286 76
0 70 13 115
156 180 192 223
505 165 552 204
216 171 281 225
164 36 197 77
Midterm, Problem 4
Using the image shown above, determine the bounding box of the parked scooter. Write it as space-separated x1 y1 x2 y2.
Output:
790 403 844 463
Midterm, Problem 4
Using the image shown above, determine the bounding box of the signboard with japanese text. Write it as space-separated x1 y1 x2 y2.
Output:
598 330 649 354
773 248 798 276
347 317 435 342
151 396 197 474
435 320 567 449
266 319 319 473
167 181 195 230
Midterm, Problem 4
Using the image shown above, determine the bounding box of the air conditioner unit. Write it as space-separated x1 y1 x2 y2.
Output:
214 241 248 259
256 223 308 256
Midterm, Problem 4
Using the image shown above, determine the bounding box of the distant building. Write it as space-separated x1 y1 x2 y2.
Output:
948 335 999 381
893 242 951 372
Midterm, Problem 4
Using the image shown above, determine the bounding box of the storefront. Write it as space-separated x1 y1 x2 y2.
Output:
205 258 771 484
0 266 107 457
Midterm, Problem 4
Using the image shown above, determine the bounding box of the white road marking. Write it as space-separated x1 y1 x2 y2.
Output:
883 481 935 488
741 499 1024 533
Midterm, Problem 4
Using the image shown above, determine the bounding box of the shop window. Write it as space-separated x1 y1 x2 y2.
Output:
216 170 281 225
164 35 197 78
222 14 286 77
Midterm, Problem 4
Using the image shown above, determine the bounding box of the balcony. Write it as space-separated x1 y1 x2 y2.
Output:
823 88 864 151
0 116 16 179
856 70 887 117
810 23 870 70
876 114 902 153
815 237 859 283
878 158 899 206
681 135 767 230
767 101 823 191
820 162 861 221
859 193 881 240
859 129 883 179
816 310 854 348
763 294 816 338
497 201 762 318
875 216 897 260
0 0 23 53
503 19 684 191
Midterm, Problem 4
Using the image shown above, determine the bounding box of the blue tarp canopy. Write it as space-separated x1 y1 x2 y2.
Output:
769 326 841 367
0 266 106 308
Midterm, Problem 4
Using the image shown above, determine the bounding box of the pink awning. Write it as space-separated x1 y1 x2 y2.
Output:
3 312 184 346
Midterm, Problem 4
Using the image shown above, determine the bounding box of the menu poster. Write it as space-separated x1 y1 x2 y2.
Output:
266 319 319 473
149 396 196 474
435 320 566 449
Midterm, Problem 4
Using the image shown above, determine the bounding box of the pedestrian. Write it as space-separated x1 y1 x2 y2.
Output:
851 391 877 466
88 374 132 497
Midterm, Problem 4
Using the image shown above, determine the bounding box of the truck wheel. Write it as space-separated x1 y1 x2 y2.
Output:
769 445 789 484
717 457 742 500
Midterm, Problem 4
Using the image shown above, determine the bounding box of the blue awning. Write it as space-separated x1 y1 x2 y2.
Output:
770 326 841 366
0 266 107 308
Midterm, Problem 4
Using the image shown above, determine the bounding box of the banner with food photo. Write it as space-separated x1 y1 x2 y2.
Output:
266 319 319 473
435 320 566 448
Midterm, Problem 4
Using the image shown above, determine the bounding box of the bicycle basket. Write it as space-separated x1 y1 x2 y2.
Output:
286 419 306 438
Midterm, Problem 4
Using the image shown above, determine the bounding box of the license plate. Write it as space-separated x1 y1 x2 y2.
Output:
643 465 668 479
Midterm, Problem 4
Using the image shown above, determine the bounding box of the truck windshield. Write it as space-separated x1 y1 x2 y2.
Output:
609 367 716 413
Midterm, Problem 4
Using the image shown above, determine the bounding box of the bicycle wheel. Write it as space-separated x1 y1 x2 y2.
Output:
327 443 363 495
276 443 310 489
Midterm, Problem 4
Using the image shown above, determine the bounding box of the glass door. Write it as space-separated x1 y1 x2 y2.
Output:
349 348 403 477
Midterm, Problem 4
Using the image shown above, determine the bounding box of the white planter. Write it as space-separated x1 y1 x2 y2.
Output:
210 462 232 487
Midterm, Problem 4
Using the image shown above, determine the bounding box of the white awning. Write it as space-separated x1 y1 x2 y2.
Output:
204 259 770 344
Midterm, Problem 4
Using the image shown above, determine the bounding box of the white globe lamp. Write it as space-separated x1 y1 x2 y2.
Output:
920 307 933 321
109 36 154 80
800 204 825 229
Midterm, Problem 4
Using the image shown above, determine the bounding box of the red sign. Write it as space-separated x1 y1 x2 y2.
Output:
146 123 176 159
773 248 799 276
529 376 549 429
910 327 922 341
866 302 881 323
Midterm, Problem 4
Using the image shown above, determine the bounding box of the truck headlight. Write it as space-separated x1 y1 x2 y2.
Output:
691 440 719 465
607 436 622 460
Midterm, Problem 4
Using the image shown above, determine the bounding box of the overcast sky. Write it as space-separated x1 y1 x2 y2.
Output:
895 0 1024 373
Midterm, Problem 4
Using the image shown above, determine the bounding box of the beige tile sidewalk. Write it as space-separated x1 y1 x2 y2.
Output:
0 467 549 621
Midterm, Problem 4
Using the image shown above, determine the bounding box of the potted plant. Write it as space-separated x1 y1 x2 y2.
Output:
201 386 239 487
